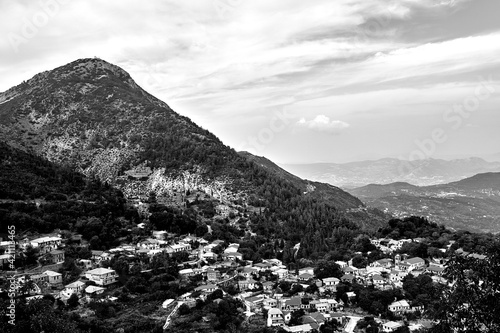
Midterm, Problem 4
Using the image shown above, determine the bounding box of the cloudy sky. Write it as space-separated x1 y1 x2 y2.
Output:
1 0 499 163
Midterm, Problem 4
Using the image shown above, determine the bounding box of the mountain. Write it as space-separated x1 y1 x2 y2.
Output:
281 158 500 188
0 58 387 247
348 173 500 233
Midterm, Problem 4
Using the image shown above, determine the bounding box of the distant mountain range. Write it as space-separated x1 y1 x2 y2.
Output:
348 172 500 233
281 158 500 189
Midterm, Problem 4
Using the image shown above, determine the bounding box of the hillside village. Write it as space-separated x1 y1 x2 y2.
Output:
1 219 484 333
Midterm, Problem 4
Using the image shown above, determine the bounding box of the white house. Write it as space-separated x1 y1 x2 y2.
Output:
388 300 410 313
85 268 117 286
85 285 105 300
267 308 285 327
63 280 86 297
43 270 62 286
383 321 405 332
322 277 340 290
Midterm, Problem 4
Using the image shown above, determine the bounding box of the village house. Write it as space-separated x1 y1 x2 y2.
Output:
383 321 405 332
265 258 283 267
85 268 117 286
263 297 278 308
370 258 393 269
179 268 195 278
78 259 93 270
341 273 355 284
238 278 257 290
43 270 62 286
91 250 105 263
222 252 243 261
426 265 445 276
281 297 302 311
241 266 259 278
30 236 62 253
406 257 426 270
335 261 348 268
224 243 240 253
283 324 314 333
85 285 105 301
388 300 410 313
138 238 161 250
195 284 218 293
372 274 387 288
302 312 327 330
263 281 275 292
254 262 273 271
152 230 168 240
170 242 192 253
343 266 358 275
298 272 314 281
49 249 65 264
299 267 315 276
322 277 340 290
62 280 86 297
207 269 221 282
267 308 285 327
201 251 217 261
30 273 49 287
274 268 289 279
310 300 329 313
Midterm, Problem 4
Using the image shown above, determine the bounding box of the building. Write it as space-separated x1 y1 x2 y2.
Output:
138 238 160 250
222 252 243 261
267 308 285 327
283 324 314 332
63 280 86 296
30 236 62 253
30 273 49 286
282 297 302 311
238 278 257 290
43 270 62 286
207 269 221 282
383 321 405 332
341 274 355 283
263 298 278 308
263 281 275 292
426 265 445 276
85 285 105 301
195 284 218 293
85 268 117 286
299 267 315 275
406 257 426 270
49 250 65 264
388 300 410 313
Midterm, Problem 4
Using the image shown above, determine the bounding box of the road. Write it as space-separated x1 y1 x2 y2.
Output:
163 301 184 330
344 316 362 333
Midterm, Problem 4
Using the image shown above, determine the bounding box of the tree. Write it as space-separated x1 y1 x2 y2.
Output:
289 309 305 326
20 278 37 295
67 293 79 308
23 245 39 267
429 241 500 333
314 260 342 279
320 319 341 333
178 303 191 316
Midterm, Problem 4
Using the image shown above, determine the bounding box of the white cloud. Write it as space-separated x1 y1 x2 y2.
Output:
296 115 350 134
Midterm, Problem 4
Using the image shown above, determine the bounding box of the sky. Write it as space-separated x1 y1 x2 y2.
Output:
1 0 499 163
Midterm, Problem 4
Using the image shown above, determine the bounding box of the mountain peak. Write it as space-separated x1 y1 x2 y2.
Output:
52 58 132 82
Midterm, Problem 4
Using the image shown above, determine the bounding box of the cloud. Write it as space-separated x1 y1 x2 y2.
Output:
296 115 350 134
